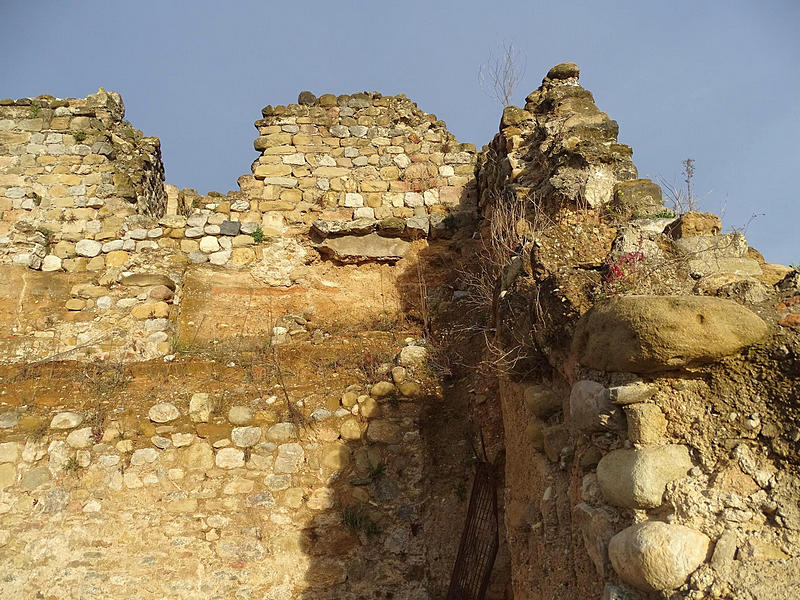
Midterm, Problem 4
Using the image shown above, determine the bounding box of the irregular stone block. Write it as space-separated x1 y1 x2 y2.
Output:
189 393 212 422
624 403 667 444
609 521 709 591
573 296 768 373
569 380 624 433
611 179 664 217
597 444 692 508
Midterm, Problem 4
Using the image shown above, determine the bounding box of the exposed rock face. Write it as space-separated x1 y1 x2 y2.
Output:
597 445 693 508
608 522 709 591
573 295 768 372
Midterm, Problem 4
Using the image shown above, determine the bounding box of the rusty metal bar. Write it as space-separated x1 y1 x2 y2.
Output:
446 461 499 600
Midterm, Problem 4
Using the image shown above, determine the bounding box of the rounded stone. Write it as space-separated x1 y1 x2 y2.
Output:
397 381 422 398
41 255 62 271
572 296 768 373
397 345 428 368
546 62 580 80
148 402 180 423
130 448 159 466
267 422 296 443
228 405 253 425
232 426 262 448
50 411 84 429
297 91 317 105
597 445 693 508
609 521 710 591
199 236 220 253
370 381 396 398
340 418 362 441
75 239 102 257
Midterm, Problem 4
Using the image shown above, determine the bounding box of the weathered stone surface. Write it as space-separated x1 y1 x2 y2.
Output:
50 411 83 429
130 448 158 465
228 405 253 425
397 345 428 368
597 445 693 508
148 402 180 423
523 384 561 418
317 233 410 263
370 381 396 398
120 273 176 290
666 211 721 238
624 403 667 445
366 420 401 443
231 426 261 447
274 443 304 473
612 179 663 217
75 239 102 257
66 427 94 449
189 393 213 422
609 521 709 591
267 422 296 443
215 447 245 468
569 380 624 433
573 296 768 372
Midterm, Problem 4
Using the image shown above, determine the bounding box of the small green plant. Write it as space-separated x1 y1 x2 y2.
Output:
342 505 381 537
63 457 79 472
342 506 368 531
251 226 264 243
72 130 87 143
29 104 41 118
369 461 386 480
648 209 676 219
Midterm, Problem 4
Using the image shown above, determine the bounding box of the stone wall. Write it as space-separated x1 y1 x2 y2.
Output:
0 89 166 271
478 64 800 599
0 89 479 365
0 343 435 599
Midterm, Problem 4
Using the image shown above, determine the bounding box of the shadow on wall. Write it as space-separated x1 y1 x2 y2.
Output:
287 187 511 600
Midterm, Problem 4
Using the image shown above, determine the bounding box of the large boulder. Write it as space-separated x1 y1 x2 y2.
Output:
572 295 768 373
609 521 709 591
597 444 692 508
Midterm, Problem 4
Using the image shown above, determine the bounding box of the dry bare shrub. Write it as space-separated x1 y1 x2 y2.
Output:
478 42 525 107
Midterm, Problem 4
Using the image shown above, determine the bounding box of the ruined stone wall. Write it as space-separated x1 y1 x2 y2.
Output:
0 342 435 599
0 90 166 271
479 64 800 600
0 90 479 365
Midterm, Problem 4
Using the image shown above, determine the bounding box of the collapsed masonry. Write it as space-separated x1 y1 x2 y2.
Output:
479 63 800 599
0 63 798 600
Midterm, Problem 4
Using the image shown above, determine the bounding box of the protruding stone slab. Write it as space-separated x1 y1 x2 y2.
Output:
609 521 709 591
317 233 410 263
573 296 768 373
120 273 176 291
597 445 692 508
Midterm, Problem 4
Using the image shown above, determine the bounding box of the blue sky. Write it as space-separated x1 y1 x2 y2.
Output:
1 0 798 264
